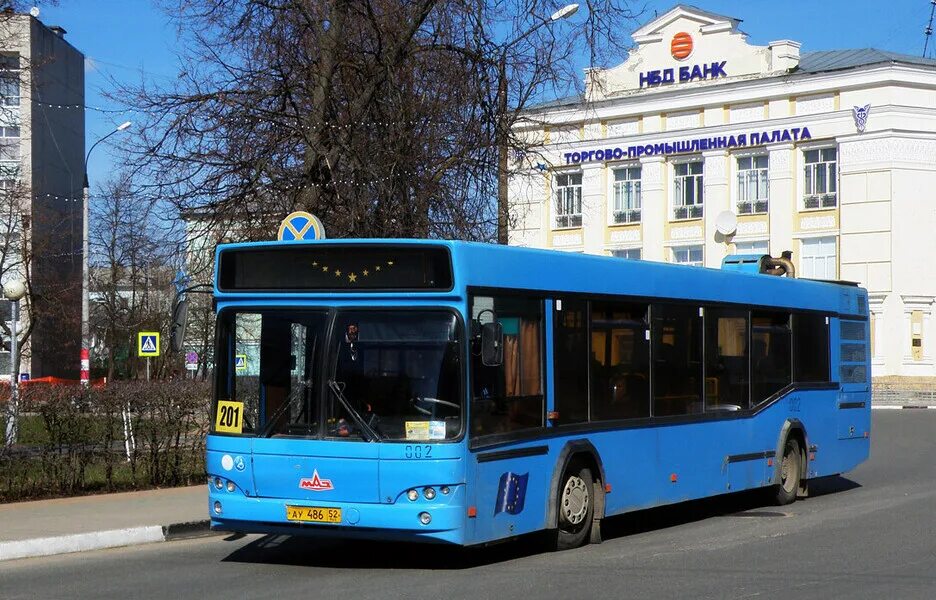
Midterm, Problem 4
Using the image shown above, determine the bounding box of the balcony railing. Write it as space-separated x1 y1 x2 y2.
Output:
555 214 583 229
673 205 703 220
803 193 837 209
737 200 768 215
612 209 641 224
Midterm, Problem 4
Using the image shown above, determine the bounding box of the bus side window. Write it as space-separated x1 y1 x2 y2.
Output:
751 311 792 404
793 313 830 383
703 308 749 412
470 295 544 436
553 298 588 424
590 301 650 420
651 304 703 417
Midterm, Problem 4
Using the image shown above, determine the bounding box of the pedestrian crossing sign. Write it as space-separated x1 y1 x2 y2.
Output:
138 332 160 357
235 354 247 370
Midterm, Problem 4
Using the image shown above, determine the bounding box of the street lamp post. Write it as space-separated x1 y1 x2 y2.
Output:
496 3 579 244
4 278 26 447
81 121 131 386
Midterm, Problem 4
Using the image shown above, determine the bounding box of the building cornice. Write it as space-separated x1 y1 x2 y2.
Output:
522 63 936 127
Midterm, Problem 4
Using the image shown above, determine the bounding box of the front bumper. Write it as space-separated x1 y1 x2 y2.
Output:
208 487 467 545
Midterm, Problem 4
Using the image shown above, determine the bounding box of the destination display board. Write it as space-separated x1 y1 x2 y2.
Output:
218 245 453 292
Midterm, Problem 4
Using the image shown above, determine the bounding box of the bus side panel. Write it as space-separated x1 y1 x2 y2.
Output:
468 445 555 545
597 418 762 517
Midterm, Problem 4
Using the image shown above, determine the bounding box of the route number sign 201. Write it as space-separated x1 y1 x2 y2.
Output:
215 400 244 434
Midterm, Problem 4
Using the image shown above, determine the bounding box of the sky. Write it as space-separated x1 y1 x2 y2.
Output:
32 0 936 191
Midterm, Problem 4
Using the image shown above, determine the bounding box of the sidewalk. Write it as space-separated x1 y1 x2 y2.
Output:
0 485 212 562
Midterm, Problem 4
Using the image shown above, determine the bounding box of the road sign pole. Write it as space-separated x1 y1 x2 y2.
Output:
146 357 150 381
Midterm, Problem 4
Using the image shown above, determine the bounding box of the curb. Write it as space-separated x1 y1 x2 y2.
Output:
0 520 215 562
872 405 936 410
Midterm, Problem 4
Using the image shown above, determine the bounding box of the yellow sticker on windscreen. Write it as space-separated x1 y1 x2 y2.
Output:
215 400 244 434
405 421 430 440
405 421 446 440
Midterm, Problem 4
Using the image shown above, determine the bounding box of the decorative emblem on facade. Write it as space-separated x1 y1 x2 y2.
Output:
671 32 693 60
853 104 871 133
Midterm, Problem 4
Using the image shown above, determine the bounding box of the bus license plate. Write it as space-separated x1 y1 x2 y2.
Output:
286 506 342 524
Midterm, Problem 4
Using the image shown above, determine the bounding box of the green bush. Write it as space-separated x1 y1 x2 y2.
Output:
0 381 210 501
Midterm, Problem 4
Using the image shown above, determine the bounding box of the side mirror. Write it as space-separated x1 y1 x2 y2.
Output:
169 299 189 354
481 321 503 367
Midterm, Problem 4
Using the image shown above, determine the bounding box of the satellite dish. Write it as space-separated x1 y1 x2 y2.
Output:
715 211 738 236
29 6 40 17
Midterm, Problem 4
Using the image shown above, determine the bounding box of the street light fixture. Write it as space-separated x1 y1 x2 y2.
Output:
81 121 132 386
496 4 579 245
3 278 26 447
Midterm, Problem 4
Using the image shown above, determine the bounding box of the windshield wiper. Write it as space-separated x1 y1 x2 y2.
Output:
260 379 309 438
327 379 380 442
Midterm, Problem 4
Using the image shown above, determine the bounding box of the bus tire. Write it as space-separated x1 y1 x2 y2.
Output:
552 463 594 550
774 438 802 506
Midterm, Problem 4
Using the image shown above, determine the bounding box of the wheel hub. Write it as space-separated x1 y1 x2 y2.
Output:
560 475 589 526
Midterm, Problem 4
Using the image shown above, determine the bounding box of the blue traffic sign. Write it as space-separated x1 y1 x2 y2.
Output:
138 332 160 357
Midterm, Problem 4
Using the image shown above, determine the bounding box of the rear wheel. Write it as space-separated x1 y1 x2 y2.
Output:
774 438 802 506
552 464 594 550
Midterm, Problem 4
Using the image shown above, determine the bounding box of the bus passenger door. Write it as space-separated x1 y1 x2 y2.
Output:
468 293 551 544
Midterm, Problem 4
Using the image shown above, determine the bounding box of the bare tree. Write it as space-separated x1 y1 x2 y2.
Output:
111 0 643 242
89 177 175 379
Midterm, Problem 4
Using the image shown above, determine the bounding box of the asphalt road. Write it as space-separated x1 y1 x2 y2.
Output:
3 411 935 600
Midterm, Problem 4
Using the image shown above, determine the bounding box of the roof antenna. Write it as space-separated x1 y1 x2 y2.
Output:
925 0 936 58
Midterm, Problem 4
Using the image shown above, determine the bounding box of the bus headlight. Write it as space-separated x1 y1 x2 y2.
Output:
423 487 436 500
226 480 236 493
213 501 222 514
418 512 432 525
406 489 419 502
214 477 223 490
440 486 451 495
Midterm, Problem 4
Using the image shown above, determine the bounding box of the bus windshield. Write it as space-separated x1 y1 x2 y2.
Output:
215 309 463 441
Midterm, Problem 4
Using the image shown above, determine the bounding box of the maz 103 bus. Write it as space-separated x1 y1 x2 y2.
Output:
205 238 870 550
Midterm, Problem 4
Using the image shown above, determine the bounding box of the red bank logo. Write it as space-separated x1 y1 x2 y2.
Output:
299 469 334 492
671 32 693 60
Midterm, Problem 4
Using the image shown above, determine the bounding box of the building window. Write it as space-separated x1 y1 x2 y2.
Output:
737 155 768 214
611 166 641 224
554 173 582 229
671 245 703 266
0 54 19 107
801 236 836 280
611 248 641 260
803 148 837 209
673 161 703 220
734 240 769 255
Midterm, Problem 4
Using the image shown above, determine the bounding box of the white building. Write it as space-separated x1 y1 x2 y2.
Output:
507 5 936 381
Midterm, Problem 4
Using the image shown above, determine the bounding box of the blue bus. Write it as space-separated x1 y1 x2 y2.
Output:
205 239 870 549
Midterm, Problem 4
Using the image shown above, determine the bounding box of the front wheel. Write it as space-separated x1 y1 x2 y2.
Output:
774 438 802 506
552 464 594 550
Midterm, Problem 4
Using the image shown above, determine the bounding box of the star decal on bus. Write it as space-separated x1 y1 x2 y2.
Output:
307 259 396 284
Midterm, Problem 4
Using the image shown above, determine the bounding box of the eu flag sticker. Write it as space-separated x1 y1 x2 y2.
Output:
494 471 529 515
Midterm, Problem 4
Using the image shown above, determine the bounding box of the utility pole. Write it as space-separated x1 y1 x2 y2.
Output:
494 4 579 244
